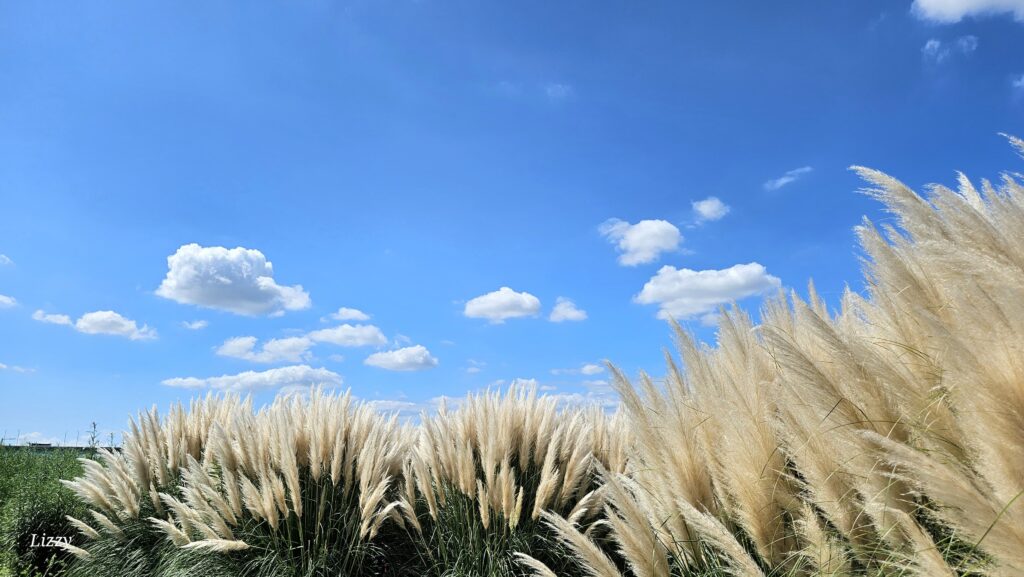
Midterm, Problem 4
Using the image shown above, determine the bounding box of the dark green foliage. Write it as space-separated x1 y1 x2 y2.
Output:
0 449 87 577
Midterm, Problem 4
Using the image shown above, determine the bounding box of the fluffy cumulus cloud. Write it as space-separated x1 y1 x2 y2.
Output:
549 297 587 322
692 196 731 223
635 262 782 320
216 336 313 363
33 309 155 339
763 166 813 191
162 364 341 392
464 287 541 323
599 218 682 266
182 320 208 330
913 0 1024 22
364 345 439 371
0 294 15 308
74 311 157 340
216 323 387 365
307 324 387 347
156 244 311 316
326 307 370 322
32 310 71 325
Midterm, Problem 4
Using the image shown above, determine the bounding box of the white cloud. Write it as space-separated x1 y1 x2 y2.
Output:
922 39 949 63
545 83 574 100
327 354 346 362
599 218 682 266
33 308 155 339
0 294 15 308
466 359 486 374
216 336 313 363
922 36 978 63
700 312 722 327
549 297 587 322
364 345 439 371
692 197 731 223
957 34 979 52
32 310 71 325
75 311 158 340
325 307 370 322
0 254 12 266
156 244 311 316
162 364 341 392
182 320 208 330
307 324 387 347
0 362 33 373
912 0 1024 22
635 262 782 320
763 166 813 191
215 323 387 365
1013 73 1024 90
551 362 605 376
464 287 541 323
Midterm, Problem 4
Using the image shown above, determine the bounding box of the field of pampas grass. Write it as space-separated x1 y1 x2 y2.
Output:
50 140 1024 576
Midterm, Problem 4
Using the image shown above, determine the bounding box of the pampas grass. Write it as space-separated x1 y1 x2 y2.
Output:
57 137 1024 576
404 387 629 576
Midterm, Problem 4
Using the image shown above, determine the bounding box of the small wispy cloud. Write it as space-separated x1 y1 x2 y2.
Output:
549 297 587 322
217 336 313 364
691 196 731 223
75 311 158 340
323 307 370 322
0 254 12 266
0 362 34 373
1012 73 1024 91
364 345 439 371
551 362 605 376
33 309 156 340
957 35 979 53
763 166 813 191
0 294 16 308
544 83 574 101
162 365 342 392
922 35 978 64
32 310 71 325
182 320 208 330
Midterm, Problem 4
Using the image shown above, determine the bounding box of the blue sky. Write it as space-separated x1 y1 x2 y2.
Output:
2 0 1024 444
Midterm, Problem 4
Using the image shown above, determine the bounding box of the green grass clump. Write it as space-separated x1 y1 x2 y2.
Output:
0 449 86 577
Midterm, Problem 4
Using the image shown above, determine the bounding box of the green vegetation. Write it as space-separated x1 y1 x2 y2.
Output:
0 449 86 577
